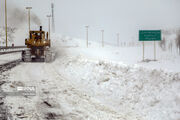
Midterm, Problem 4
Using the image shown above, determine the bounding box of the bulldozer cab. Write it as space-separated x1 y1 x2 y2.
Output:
30 31 45 40
25 26 50 48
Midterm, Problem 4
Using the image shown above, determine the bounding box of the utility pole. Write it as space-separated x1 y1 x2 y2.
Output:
51 3 55 33
47 15 51 40
117 33 120 47
85 26 89 48
26 7 32 32
101 30 104 47
5 0 8 47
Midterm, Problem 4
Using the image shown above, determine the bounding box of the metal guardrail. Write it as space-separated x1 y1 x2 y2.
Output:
0 46 28 55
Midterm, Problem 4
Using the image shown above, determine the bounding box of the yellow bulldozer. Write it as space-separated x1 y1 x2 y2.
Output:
22 26 55 62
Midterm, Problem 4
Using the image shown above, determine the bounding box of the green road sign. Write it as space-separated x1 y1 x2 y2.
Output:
139 30 161 41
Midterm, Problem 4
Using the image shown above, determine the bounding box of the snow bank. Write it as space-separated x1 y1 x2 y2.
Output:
0 32 179 120
51 34 180 120
53 54 180 120
52 34 180 72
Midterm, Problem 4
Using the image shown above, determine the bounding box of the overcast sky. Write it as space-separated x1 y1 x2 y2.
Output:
1 0 180 43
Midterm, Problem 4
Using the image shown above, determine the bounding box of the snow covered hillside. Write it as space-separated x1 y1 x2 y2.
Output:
52 34 180 72
0 33 180 120
50 34 180 120
53 55 180 120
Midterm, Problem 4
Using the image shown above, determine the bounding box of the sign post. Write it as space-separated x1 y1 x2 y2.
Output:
143 41 144 61
139 30 161 61
154 40 156 60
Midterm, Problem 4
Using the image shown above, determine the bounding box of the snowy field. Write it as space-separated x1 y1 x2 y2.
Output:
0 34 180 120
52 35 180 120
52 34 180 72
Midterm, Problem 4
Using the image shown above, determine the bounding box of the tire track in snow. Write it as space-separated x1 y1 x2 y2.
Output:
1 62 143 120
0 59 21 120
37 63 129 120
40 64 142 120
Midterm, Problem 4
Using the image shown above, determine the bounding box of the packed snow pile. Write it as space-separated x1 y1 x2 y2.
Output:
51 34 180 120
53 54 180 120
3 63 132 120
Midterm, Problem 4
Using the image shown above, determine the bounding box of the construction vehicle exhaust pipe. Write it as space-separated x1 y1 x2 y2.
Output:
40 26 42 31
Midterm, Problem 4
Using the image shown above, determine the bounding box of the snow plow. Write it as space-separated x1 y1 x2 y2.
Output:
22 26 55 62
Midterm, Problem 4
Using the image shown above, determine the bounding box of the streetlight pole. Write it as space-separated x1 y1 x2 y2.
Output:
117 33 120 47
101 30 104 47
5 0 8 47
26 7 32 32
47 15 51 40
85 26 89 48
